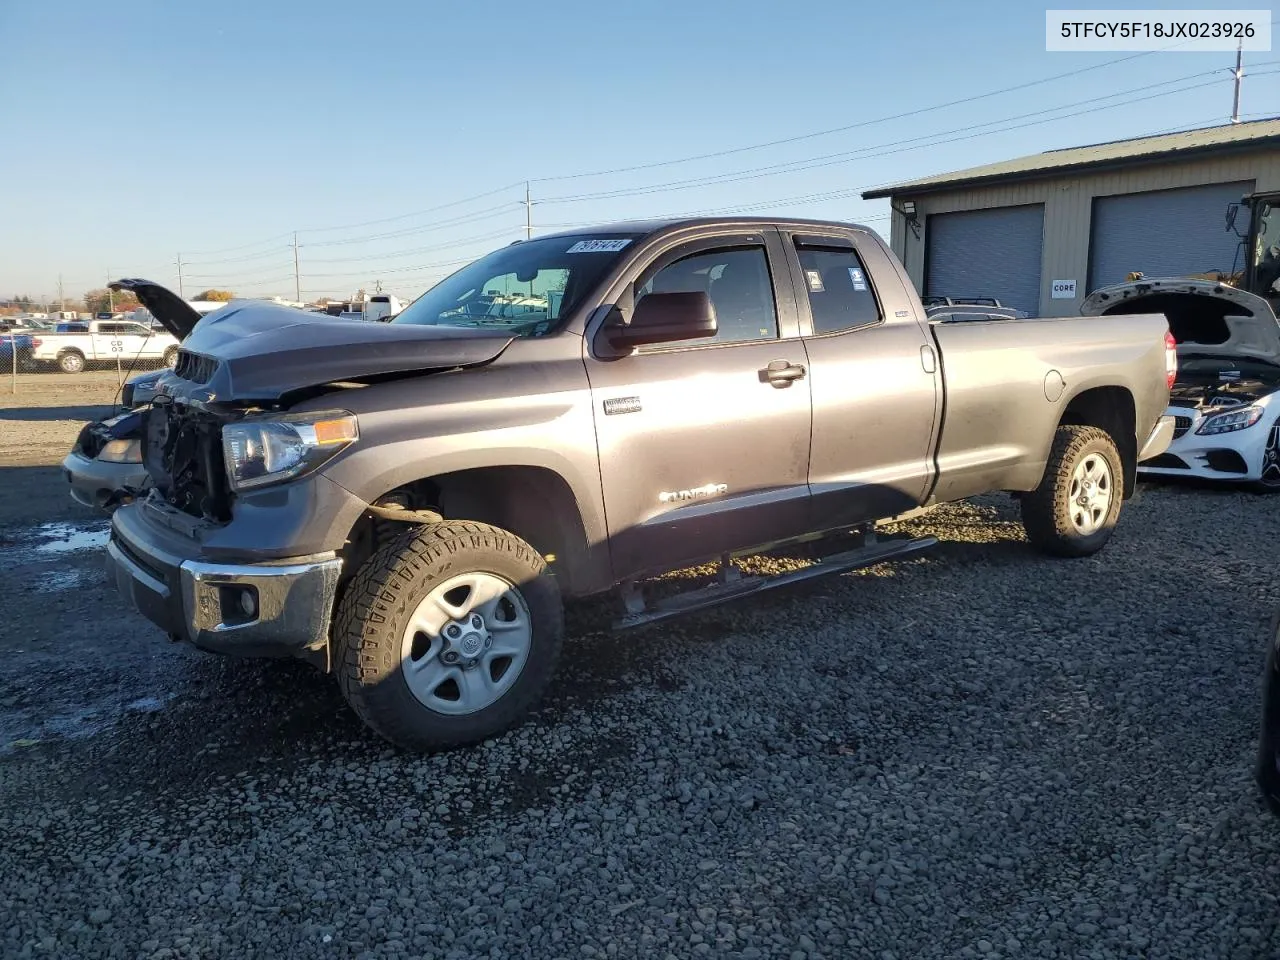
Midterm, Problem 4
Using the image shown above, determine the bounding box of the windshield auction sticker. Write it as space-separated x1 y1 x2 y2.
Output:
566 239 633 253
1046 10 1271 50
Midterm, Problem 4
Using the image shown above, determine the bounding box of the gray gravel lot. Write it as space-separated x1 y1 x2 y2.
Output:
1 381 1279 959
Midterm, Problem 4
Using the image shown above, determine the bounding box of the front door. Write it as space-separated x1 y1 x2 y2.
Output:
586 231 812 582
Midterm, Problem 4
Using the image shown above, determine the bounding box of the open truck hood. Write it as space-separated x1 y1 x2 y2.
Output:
1081 277 1280 366
108 278 204 340
163 298 515 402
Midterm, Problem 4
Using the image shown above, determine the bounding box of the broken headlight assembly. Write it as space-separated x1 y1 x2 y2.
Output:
98 438 143 464
1195 405 1265 436
222 410 358 491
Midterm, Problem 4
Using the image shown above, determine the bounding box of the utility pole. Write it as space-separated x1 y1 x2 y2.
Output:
107 271 114 312
57 274 64 313
292 232 301 304
176 254 185 298
1231 41 1244 123
524 182 534 240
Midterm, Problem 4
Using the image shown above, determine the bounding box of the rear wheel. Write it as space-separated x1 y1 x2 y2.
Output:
333 520 564 751
57 350 85 374
162 345 179 368
1021 425 1124 557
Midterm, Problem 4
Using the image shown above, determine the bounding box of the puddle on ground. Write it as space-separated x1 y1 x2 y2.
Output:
0 521 111 571
32 522 110 554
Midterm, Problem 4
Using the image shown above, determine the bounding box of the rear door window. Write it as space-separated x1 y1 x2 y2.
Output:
795 246 882 335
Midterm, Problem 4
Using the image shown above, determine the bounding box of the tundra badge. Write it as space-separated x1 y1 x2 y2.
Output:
659 483 728 504
604 396 642 416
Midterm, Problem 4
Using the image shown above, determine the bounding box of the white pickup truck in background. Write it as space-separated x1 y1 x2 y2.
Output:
31 319 181 373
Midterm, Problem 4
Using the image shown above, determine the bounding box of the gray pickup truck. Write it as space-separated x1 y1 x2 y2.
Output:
97 217 1176 750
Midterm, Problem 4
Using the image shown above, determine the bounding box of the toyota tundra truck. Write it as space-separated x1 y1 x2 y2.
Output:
98 217 1177 750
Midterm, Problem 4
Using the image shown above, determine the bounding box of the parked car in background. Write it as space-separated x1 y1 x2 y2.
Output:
60 279 206 509
0 331 35 370
365 294 405 322
93 216 1176 751
1083 278 1280 492
31 318 180 373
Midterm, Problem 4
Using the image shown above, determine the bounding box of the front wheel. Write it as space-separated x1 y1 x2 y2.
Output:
1021 425 1123 557
162 345 179 368
1246 418 1280 494
333 520 564 751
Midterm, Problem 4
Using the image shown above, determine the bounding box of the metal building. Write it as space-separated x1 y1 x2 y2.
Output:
862 118 1280 316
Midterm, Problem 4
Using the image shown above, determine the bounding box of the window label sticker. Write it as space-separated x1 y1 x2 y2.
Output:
848 267 867 291
566 238 632 253
805 269 825 292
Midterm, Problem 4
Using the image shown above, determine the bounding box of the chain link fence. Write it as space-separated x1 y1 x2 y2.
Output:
0 330 170 395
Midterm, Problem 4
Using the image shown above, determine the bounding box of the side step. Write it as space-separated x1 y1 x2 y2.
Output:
613 535 937 631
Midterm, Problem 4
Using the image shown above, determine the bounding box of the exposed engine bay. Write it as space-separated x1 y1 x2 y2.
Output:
1169 366 1280 412
143 396 235 522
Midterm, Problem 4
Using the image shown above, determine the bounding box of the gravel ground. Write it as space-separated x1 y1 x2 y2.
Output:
1 384 1279 959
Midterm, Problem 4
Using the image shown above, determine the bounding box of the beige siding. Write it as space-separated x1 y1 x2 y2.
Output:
890 151 1280 316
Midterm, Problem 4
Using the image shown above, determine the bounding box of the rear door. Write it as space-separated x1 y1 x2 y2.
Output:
585 228 813 581
780 229 941 530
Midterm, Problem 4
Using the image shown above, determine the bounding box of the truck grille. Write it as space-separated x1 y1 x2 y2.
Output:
1172 415 1193 438
174 350 217 384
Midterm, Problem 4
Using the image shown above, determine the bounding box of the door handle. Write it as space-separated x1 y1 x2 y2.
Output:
761 359 807 386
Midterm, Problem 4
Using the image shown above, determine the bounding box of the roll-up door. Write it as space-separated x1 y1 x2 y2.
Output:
1087 180 1254 291
925 204 1045 315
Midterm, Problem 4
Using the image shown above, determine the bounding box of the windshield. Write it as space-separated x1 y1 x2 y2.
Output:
391 234 641 336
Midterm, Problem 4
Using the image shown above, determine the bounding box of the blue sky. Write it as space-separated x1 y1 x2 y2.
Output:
1 0 1276 303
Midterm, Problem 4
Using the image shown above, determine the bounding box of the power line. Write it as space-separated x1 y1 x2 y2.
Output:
540 68 1280 205
295 181 526 234
526 36 1269 184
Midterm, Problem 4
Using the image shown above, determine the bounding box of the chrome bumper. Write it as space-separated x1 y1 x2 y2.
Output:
1138 415 1176 463
106 507 342 660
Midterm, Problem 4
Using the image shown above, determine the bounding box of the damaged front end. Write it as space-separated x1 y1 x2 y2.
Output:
142 395 236 523
63 409 151 513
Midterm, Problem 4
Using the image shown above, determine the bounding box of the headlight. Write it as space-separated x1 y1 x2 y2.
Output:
1195 405 1265 435
222 410 358 491
98 438 142 464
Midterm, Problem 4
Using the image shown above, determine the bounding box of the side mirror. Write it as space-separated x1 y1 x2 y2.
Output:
606 291 717 349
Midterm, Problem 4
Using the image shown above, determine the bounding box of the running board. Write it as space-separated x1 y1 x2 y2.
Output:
613 535 937 631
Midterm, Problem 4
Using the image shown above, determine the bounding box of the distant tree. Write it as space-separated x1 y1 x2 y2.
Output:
82 288 140 314
193 289 235 301
12 295 33 308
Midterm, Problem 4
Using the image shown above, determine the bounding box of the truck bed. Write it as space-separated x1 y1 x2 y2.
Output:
927 312 1172 504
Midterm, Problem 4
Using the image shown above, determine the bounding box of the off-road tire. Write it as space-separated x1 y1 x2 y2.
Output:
58 350 85 374
162 345 179 368
333 520 564 751
1021 425 1124 558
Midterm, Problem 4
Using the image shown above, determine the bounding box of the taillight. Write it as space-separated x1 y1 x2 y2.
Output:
31 337 42 348
1164 330 1178 389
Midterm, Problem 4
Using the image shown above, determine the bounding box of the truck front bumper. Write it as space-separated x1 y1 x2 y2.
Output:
105 503 343 661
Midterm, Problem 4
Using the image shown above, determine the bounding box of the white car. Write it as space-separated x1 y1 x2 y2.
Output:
1082 278 1280 492
31 318 180 373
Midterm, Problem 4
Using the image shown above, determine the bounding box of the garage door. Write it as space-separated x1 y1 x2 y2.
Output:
1087 180 1254 291
925 204 1045 315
